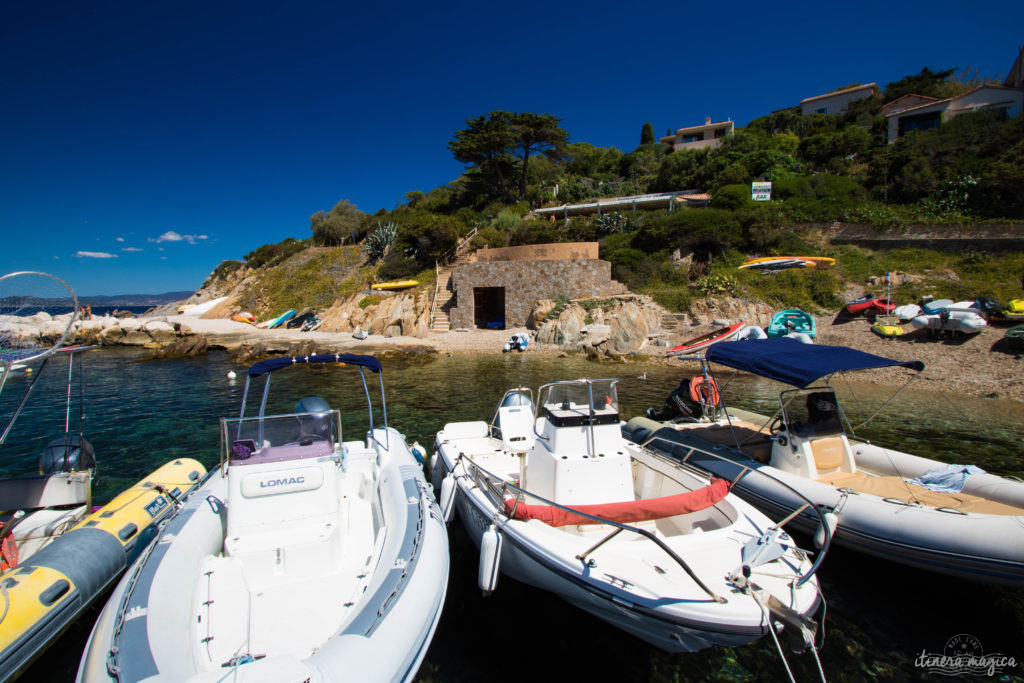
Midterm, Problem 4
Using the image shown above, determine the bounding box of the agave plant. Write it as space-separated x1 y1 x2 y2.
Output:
594 211 627 235
364 220 398 263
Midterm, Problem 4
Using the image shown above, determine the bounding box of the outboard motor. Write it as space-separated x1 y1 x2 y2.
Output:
646 379 701 422
492 391 533 427
295 396 333 441
39 435 95 476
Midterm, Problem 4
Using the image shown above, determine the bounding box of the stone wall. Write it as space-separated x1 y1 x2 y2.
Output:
450 259 614 328
471 242 598 263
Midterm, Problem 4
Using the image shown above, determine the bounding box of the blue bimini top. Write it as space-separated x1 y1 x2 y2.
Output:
247 353 383 377
705 338 924 388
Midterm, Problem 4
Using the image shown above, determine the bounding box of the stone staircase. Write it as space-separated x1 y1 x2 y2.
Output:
660 313 691 330
430 250 472 332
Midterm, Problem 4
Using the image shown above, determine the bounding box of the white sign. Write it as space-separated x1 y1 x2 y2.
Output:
752 182 772 201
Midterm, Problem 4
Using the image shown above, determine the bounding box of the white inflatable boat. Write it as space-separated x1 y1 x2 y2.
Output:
433 379 823 654
910 309 988 334
627 339 1024 586
78 353 449 682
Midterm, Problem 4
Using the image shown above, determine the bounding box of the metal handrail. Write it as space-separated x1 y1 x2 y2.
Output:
429 227 479 329
456 453 726 603
635 431 833 587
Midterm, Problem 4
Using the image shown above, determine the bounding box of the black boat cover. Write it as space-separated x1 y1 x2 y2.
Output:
705 338 924 388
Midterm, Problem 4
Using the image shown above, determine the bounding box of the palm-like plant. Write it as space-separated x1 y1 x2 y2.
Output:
364 221 398 263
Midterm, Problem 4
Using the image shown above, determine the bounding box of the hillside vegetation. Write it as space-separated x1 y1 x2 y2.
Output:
205 66 1024 316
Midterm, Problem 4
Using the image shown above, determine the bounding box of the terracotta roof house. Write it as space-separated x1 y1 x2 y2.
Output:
883 84 1024 142
800 83 877 115
659 117 734 150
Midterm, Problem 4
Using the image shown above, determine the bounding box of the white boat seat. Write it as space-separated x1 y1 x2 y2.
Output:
497 406 534 453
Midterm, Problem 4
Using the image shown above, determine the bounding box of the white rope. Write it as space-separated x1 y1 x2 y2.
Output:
752 590 797 683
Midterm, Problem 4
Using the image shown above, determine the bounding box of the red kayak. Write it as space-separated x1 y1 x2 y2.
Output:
846 294 877 315
666 322 746 356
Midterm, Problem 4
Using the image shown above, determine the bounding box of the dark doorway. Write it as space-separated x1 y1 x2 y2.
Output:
473 287 505 329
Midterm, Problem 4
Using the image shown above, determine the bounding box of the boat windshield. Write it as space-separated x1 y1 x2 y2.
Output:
538 379 619 427
220 410 342 467
779 388 845 437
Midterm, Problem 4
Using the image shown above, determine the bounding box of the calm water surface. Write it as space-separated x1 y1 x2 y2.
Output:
3 348 1022 681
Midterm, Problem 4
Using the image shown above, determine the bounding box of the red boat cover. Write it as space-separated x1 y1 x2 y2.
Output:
502 477 731 527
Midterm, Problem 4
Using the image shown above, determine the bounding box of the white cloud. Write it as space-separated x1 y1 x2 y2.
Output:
121 247 142 252
150 231 208 245
116 237 125 242
74 251 117 259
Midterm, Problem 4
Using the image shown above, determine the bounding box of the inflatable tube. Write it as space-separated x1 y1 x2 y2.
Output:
0 458 205 680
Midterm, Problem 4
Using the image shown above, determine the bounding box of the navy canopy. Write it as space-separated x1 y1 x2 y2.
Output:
247 353 382 377
705 338 923 388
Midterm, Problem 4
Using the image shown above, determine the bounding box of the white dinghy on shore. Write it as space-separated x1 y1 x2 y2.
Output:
432 379 824 656
626 339 1024 586
78 353 449 683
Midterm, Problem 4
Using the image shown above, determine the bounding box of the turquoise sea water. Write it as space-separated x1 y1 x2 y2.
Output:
3 348 1023 681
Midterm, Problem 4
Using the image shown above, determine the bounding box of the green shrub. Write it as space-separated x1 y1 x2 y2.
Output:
359 295 382 308
377 252 420 281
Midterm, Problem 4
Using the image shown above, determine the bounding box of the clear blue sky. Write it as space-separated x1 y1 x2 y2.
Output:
2 0 1021 296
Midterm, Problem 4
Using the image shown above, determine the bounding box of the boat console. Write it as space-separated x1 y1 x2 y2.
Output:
524 379 633 506
770 389 856 479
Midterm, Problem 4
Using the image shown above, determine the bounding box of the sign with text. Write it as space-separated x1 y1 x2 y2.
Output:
752 181 772 201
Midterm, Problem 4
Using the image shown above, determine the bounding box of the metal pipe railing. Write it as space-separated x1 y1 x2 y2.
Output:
461 454 726 603
636 432 833 587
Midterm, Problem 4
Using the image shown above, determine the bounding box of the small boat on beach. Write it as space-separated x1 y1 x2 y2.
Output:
998 299 1024 321
267 308 297 329
845 294 876 315
78 353 449 682
666 322 745 356
371 280 419 291
870 298 895 314
920 298 954 315
738 258 812 272
910 309 988 335
871 315 903 338
627 339 1024 585
893 303 921 320
767 310 815 338
432 379 823 654
743 256 835 267
502 332 529 352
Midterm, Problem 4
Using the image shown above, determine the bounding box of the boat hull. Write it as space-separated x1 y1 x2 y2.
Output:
433 442 819 653
78 433 448 683
627 420 1024 586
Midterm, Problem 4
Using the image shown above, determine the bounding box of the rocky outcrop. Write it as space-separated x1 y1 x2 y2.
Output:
686 297 774 327
319 291 431 337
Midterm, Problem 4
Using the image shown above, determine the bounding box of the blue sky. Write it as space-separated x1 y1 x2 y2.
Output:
1 0 1021 296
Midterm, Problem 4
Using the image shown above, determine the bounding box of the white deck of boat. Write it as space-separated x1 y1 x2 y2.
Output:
193 445 381 668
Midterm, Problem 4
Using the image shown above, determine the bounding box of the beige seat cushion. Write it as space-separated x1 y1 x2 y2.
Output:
819 471 1024 516
810 437 846 472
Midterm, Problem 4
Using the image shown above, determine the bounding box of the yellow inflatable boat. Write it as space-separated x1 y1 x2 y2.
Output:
0 458 206 680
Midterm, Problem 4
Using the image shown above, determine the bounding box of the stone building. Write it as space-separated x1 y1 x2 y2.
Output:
449 242 624 329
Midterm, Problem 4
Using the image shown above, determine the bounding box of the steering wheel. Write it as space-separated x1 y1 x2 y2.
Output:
768 415 784 435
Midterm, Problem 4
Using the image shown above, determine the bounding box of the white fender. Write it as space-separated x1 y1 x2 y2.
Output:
814 511 838 549
439 473 457 523
478 523 502 595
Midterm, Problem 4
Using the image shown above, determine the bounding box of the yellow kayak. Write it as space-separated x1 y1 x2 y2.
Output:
743 256 836 266
872 321 904 338
371 280 419 290
0 458 206 679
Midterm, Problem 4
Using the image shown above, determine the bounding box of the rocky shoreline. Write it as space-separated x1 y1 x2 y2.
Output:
4 304 1021 401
